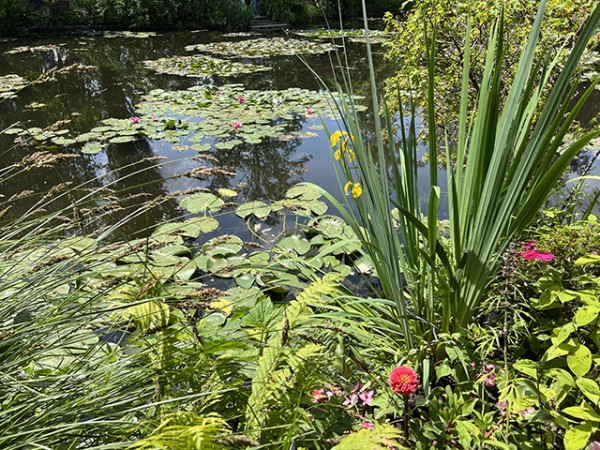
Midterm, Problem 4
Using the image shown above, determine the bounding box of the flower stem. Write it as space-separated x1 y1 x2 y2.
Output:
403 395 409 445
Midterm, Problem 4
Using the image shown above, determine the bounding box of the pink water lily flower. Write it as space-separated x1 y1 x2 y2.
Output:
238 96 245 103
129 116 140 124
306 107 315 115
216 90 223 95
151 115 159 121
232 121 242 129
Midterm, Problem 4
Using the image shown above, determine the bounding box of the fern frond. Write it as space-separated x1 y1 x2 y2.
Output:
287 273 341 329
332 424 405 450
130 413 230 450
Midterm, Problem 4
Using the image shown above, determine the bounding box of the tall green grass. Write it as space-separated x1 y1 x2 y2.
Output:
319 0 600 352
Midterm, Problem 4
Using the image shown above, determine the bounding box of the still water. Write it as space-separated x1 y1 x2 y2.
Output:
0 29 598 242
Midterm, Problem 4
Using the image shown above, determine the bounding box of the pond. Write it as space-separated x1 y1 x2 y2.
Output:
1 29 599 244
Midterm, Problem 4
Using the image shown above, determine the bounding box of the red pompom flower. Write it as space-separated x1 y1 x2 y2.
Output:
388 366 418 396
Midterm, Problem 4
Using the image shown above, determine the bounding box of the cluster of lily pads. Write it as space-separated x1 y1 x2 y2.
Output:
0 74 29 100
294 29 389 44
4 43 66 55
184 37 336 58
176 182 373 287
3 83 363 154
143 55 271 78
103 31 158 39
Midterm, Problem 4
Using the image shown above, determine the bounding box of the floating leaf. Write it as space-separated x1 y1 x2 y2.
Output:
276 234 310 255
180 193 224 214
81 142 105 154
236 201 271 220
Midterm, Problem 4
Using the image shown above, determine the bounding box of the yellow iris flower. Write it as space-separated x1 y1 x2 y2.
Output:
344 181 363 199
330 131 356 162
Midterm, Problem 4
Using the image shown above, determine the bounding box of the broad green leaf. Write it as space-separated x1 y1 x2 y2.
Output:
564 423 592 450
568 345 593 377
575 254 600 266
563 403 600 422
180 193 224 213
575 305 600 328
276 234 311 255
513 360 537 379
236 201 271 220
576 378 600 405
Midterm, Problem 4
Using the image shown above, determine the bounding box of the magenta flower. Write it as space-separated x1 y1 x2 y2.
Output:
216 90 223 95
389 366 419 396
484 373 497 387
151 115 159 121
520 249 555 261
484 364 495 373
361 421 374 429
129 116 140 124
238 96 245 103
359 390 374 406
588 442 600 450
232 121 242 129
306 107 315 115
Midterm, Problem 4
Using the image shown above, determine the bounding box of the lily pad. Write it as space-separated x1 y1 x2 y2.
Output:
236 201 271 220
180 193 225 214
276 234 311 255
0 74 29 100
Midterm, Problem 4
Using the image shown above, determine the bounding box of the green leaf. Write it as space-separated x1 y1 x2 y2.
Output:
564 423 592 450
563 403 600 422
180 193 224 213
276 234 311 255
576 378 600 405
575 305 600 328
513 360 537 379
568 345 593 377
575 254 600 266
236 201 271 220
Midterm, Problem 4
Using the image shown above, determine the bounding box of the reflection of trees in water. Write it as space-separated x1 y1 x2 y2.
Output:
205 119 310 203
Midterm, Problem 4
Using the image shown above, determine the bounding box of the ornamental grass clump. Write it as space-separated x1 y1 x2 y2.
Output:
317 0 600 356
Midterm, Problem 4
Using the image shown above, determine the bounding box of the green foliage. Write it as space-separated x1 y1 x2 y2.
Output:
384 0 600 125
0 0 253 32
321 0 600 352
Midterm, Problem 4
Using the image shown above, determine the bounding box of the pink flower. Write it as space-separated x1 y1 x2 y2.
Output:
342 393 359 406
129 116 140 124
484 364 495 373
497 401 507 417
588 442 600 450
359 390 374 406
388 366 418 396
151 115 159 121
361 421 374 429
216 90 223 95
518 406 536 416
311 388 327 404
232 121 242 129
238 96 245 103
484 373 497 387
306 107 314 115
520 249 555 261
